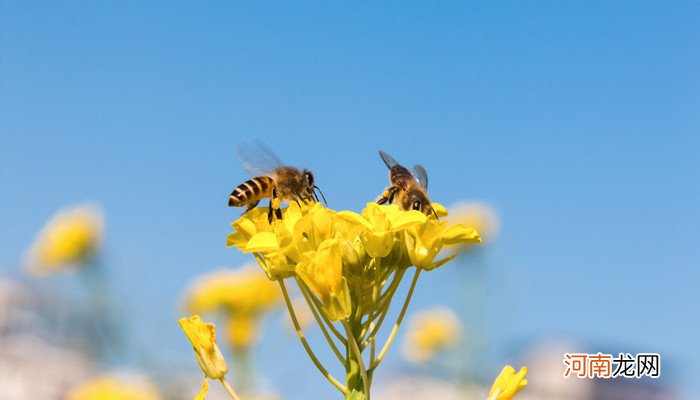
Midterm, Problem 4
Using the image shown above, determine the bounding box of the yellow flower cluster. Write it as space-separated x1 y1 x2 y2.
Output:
402 306 462 364
227 202 480 322
488 365 528 400
182 266 281 348
25 204 104 276
67 374 161 400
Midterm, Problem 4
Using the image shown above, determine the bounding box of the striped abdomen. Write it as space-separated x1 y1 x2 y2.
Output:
389 166 414 189
229 176 274 207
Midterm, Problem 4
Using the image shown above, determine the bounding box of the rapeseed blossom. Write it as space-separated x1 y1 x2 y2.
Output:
402 306 462 364
448 201 499 246
67 374 160 400
226 201 480 398
182 266 281 348
25 204 103 275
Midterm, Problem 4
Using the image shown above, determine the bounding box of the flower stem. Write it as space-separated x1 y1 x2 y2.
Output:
370 268 421 371
296 277 347 365
232 345 252 395
296 277 348 345
219 377 243 400
342 319 370 398
278 279 348 395
361 269 405 349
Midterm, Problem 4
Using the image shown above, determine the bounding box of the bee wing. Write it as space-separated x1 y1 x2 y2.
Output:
378 150 399 170
412 164 429 190
236 141 285 176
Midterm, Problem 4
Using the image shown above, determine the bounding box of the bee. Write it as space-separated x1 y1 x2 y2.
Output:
376 150 438 218
228 143 327 222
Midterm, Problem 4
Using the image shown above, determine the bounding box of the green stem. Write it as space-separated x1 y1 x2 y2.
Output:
361 269 405 349
219 377 243 400
370 268 421 371
278 279 348 395
296 277 348 345
369 335 376 377
232 346 252 395
296 277 347 365
343 319 370 398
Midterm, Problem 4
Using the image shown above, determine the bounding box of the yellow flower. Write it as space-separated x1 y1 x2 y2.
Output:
179 315 228 379
67 374 161 400
295 239 351 321
225 313 260 348
402 306 461 363
227 202 480 323
338 203 426 258
183 266 280 315
488 365 528 400
404 218 480 270
227 202 313 279
448 201 499 245
182 265 281 349
25 204 103 275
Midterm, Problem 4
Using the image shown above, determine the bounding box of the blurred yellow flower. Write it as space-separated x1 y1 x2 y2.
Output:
402 306 462 363
488 365 528 400
225 313 260 349
25 204 103 276
183 266 280 315
67 374 161 400
182 265 281 348
179 315 228 379
448 201 499 245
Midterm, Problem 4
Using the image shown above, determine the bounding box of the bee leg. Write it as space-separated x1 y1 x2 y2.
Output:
293 191 304 206
245 200 260 212
267 199 274 223
387 187 398 204
314 185 328 206
268 186 282 223
377 186 399 205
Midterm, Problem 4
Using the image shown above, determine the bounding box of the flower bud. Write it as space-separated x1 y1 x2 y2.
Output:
179 315 228 379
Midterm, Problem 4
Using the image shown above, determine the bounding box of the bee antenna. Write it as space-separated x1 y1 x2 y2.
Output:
431 207 440 221
314 185 328 206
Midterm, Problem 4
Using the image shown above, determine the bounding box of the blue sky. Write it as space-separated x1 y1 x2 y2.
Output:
1 1 699 398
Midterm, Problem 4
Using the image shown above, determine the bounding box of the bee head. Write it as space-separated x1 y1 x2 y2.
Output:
300 169 327 206
302 169 314 187
407 189 437 218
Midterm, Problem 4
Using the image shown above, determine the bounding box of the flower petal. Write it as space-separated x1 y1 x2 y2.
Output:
194 378 208 400
431 202 449 218
424 253 458 271
488 365 528 400
391 210 427 230
443 224 481 245
244 232 279 253
336 210 374 231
